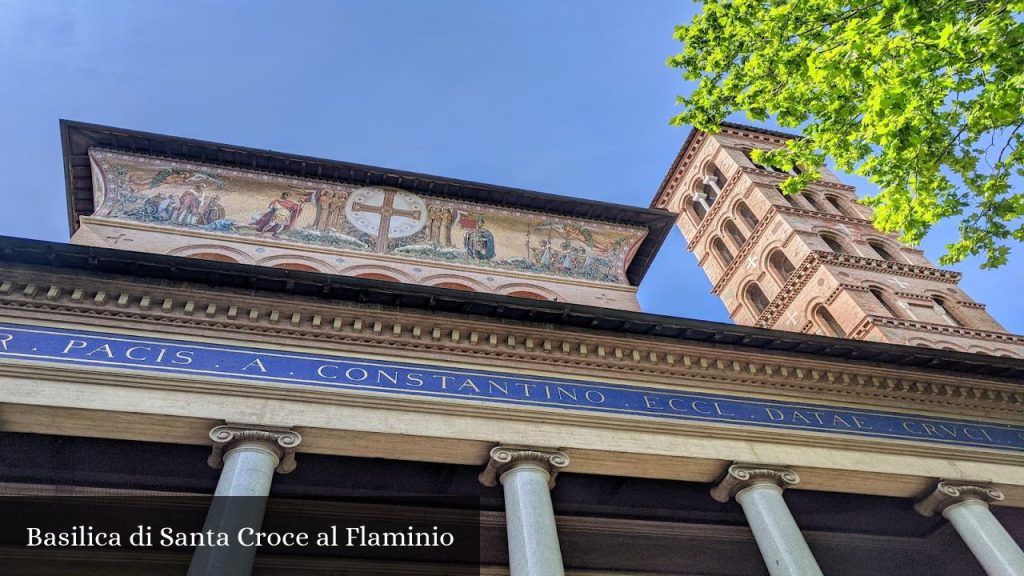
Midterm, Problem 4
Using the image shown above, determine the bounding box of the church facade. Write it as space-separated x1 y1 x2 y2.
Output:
0 120 1021 575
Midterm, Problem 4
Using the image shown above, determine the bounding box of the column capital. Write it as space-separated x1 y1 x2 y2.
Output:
711 462 800 503
207 424 302 474
914 481 1005 517
478 445 570 489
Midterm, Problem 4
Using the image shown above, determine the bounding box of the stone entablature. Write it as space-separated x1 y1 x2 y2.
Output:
2 263 1021 423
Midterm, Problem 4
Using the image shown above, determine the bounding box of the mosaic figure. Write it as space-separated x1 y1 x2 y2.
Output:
252 191 307 236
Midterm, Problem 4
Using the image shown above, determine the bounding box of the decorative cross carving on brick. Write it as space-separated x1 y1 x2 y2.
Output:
785 310 800 326
594 293 617 304
746 256 758 270
886 277 910 289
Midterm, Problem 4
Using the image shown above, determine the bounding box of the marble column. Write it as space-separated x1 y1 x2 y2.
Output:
711 463 823 576
187 424 302 576
916 481 1024 576
479 445 570 576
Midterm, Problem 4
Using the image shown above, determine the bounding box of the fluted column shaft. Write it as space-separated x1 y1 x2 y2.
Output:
187 425 301 576
917 482 1024 576
712 463 823 576
480 446 570 576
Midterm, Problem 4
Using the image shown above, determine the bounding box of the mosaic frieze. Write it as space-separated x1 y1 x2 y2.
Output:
89 150 646 284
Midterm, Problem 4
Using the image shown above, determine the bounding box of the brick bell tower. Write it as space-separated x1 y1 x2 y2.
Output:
651 123 1024 358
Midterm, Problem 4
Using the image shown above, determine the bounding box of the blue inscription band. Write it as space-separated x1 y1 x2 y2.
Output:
0 323 1021 452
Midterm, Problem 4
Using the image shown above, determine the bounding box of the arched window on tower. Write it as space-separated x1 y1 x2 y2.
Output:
804 194 825 212
825 195 856 218
869 287 902 318
767 249 796 284
932 296 965 327
711 237 734 266
702 164 727 200
691 196 708 222
723 219 747 250
735 201 759 231
819 233 848 254
867 240 897 262
813 305 845 337
776 186 800 208
745 282 770 316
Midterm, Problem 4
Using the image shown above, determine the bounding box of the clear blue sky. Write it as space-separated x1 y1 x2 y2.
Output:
1 0 1020 332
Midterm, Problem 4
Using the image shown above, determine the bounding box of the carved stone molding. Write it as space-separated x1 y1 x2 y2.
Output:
710 462 800 503
755 251 964 329
207 424 302 474
478 445 570 489
1 268 1022 418
914 481 1006 517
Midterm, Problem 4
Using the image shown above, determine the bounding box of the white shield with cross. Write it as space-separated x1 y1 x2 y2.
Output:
346 186 428 253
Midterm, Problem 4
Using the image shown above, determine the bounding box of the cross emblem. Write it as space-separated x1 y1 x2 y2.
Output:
886 277 910 289
785 310 799 326
105 233 133 245
595 293 617 304
746 256 758 270
350 188 425 253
